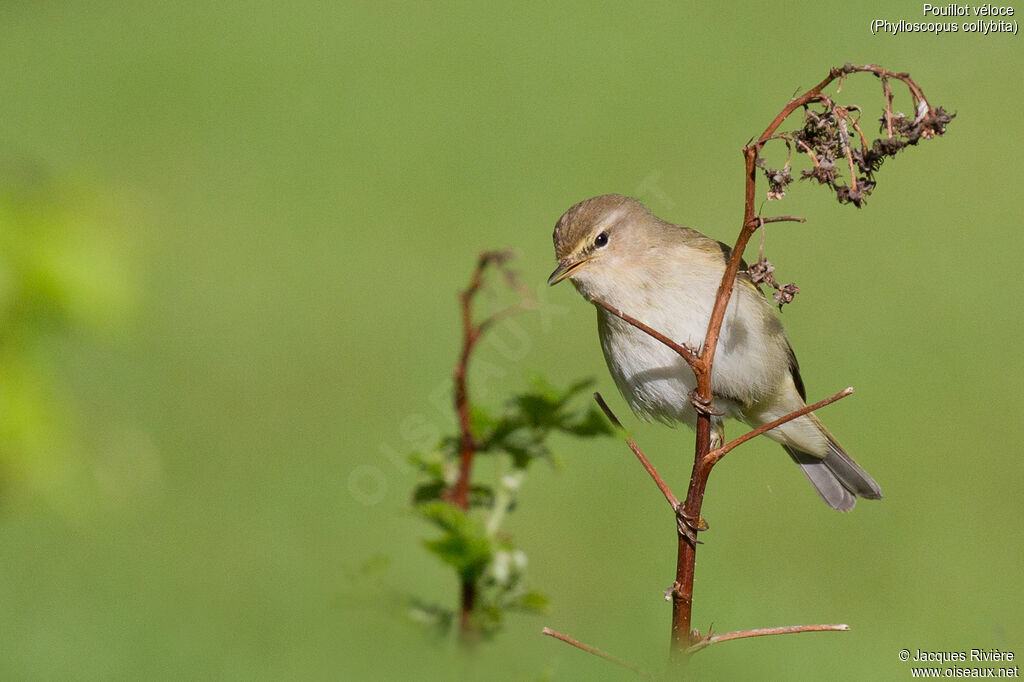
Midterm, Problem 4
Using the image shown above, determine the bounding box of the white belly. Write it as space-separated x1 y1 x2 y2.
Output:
594 273 788 426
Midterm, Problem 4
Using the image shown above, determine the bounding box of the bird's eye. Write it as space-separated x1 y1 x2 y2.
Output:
594 232 609 248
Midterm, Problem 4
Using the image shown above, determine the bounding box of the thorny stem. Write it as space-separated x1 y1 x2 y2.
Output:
447 249 526 635
674 63 924 653
589 298 858 654
546 64 940 666
605 64 932 657
451 251 516 509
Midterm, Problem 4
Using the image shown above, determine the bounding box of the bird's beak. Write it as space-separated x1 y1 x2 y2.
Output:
547 257 588 286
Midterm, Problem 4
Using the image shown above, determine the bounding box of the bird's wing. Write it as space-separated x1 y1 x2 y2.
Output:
714 238 807 401
713 240 756 287
786 340 807 401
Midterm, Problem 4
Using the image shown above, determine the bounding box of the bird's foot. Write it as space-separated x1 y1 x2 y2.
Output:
688 390 723 417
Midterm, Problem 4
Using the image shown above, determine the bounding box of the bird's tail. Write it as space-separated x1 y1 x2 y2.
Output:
784 425 882 512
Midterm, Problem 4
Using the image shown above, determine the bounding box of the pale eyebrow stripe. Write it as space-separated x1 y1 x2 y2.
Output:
601 206 627 231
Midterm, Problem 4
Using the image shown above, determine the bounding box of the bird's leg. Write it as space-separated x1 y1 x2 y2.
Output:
710 421 724 451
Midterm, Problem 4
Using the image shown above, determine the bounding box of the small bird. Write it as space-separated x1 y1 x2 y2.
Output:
548 194 881 511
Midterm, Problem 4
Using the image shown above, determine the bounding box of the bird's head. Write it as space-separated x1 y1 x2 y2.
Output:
548 194 660 289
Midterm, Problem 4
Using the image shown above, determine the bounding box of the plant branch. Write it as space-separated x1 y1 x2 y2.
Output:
450 250 518 510
882 76 895 138
703 387 854 468
588 295 703 372
685 624 850 655
641 64 939 654
594 392 680 509
746 215 807 228
754 64 933 147
558 63 945 661
447 248 524 636
542 627 643 674
844 106 871 153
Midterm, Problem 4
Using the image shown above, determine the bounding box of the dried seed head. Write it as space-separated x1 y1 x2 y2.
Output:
773 283 800 309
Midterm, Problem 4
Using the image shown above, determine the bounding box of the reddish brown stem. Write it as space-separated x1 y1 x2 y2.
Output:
459 579 477 634
568 65 933 661
586 311 853 652
686 623 850 654
748 215 807 227
668 65 924 653
446 249 522 635
588 295 703 372
449 249 521 508
670 64 923 652
450 261 488 510
452 318 479 631
594 393 679 509
704 387 853 468
848 64 929 112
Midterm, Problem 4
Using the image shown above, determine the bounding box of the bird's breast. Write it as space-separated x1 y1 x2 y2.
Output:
594 267 788 424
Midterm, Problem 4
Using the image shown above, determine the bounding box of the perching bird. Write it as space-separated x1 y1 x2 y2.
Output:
547 194 881 511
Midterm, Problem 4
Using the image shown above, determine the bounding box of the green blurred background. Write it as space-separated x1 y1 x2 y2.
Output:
0 2 1020 679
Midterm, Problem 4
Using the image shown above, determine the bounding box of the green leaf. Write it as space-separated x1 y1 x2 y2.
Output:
513 591 550 613
412 483 492 507
416 500 465 532
467 484 495 508
417 502 493 578
472 602 505 636
527 374 592 400
560 406 616 437
478 414 524 451
560 377 596 399
423 534 491 579
523 373 561 401
411 481 446 505
505 377 600 431
470 405 499 440
497 435 551 470
439 436 461 457
407 450 447 479
510 392 562 429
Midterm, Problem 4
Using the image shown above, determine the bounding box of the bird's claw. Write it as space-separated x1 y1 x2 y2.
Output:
689 390 723 417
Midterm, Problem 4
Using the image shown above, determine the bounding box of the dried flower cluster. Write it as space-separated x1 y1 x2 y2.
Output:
756 64 954 207
746 256 800 310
